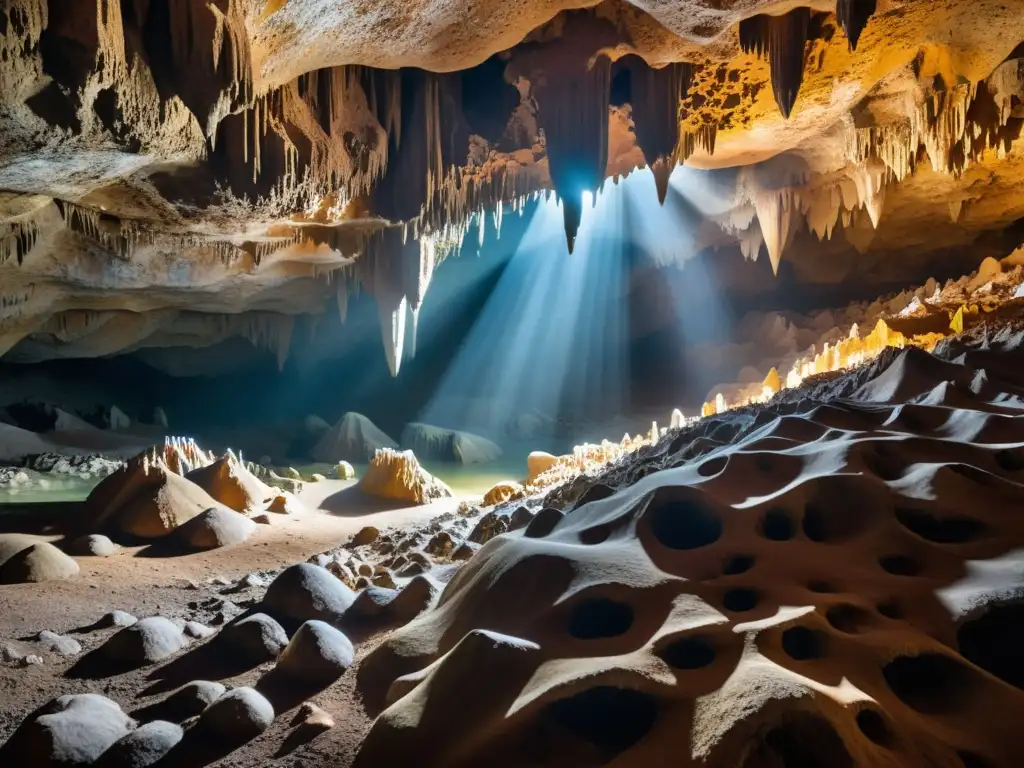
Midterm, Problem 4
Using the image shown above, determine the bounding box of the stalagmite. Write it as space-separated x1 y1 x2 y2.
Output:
739 9 811 119
670 409 684 429
836 0 877 50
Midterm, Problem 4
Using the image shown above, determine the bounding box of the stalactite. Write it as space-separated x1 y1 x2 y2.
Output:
0 218 40 266
753 188 798 276
836 0 877 51
532 59 611 252
739 9 810 119
337 280 349 325
628 58 694 203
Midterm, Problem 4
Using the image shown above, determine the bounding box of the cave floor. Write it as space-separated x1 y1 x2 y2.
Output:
0 481 468 767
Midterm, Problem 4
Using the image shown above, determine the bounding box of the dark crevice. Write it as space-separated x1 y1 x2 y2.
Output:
567 598 634 640
648 490 722 550
957 602 1024 690
882 653 976 714
543 687 657 760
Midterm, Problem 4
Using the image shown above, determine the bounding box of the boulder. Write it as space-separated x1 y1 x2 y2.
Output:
218 613 289 663
36 631 81 657
333 461 356 480
267 491 303 515
152 681 226 722
98 611 137 629
401 423 502 464
276 621 354 683
173 507 257 550
198 687 274 742
311 412 398 463
508 506 535 531
95 720 182 767
357 448 452 505
350 526 380 547
186 457 273 513
263 564 357 624
0 541 80 584
68 534 119 557
100 617 186 665
113 468 229 540
183 622 215 639
482 481 523 506
0 694 135 766
526 451 559 482
468 512 508 545
295 702 334 732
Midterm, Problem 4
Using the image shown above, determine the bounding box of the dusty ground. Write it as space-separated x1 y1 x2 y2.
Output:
0 479 468 767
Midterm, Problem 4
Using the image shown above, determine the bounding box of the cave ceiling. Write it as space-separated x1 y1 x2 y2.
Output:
0 0 1023 373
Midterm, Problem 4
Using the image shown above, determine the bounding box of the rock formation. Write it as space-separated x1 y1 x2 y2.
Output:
354 326 1024 767
357 448 453 505
0 1 1020 373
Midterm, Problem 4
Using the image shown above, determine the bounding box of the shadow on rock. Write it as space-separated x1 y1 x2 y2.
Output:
319 486 409 517
255 665 342 714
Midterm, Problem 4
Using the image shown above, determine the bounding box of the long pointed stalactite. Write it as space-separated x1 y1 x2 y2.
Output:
510 14 619 252
739 8 811 119
628 59 694 204
836 0 878 51
535 58 611 252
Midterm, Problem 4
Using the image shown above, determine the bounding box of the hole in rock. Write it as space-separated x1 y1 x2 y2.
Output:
722 588 760 613
543 686 657 759
877 601 904 620
781 626 828 661
579 524 611 545
958 750 995 768
524 508 563 538
855 709 894 747
698 456 728 477
879 555 920 577
722 555 755 575
760 508 796 541
895 508 987 544
882 653 975 714
659 636 716 669
807 580 838 594
575 483 615 509
957 602 1024 690
825 604 872 634
568 598 634 640
802 501 865 543
648 490 723 550
995 448 1024 472
742 713 853 768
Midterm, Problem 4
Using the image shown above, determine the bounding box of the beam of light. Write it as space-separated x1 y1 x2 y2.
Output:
418 186 629 447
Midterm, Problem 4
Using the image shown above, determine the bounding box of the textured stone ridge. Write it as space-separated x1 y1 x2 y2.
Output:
0 1 1022 371
354 328 1024 767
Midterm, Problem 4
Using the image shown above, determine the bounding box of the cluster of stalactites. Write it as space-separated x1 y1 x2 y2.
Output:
849 62 1024 182
739 8 811 119
166 0 253 138
53 200 268 268
628 60 695 204
231 313 295 371
0 218 41 266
